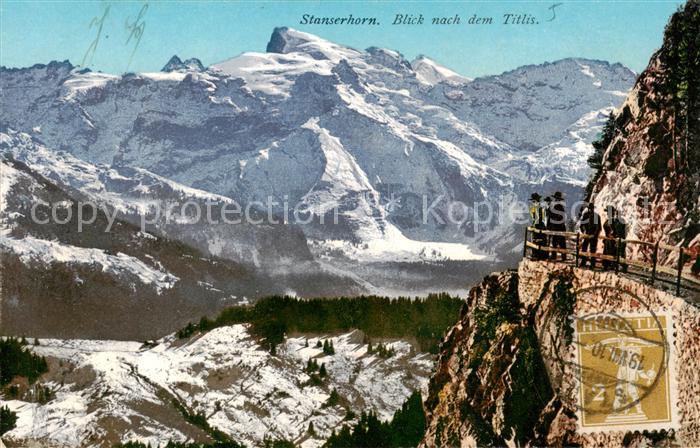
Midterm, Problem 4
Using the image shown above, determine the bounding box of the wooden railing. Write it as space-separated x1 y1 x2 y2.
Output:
523 226 700 296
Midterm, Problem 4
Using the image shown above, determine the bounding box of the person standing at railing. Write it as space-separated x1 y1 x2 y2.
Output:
529 193 546 259
613 209 628 272
579 202 601 268
549 192 567 261
603 206 618 270
543 196 552 258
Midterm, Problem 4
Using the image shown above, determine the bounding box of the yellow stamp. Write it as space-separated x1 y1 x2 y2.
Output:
573 311 678 432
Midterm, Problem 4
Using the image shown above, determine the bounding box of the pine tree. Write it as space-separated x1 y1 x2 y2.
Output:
589 112 616 170
0 405 17 435
322 340 335 355
198 316 212 332
388 390 425 447
0 337 48 386
322 391 425 447
326 388 340 407
319 363 327 378
306 358 319 373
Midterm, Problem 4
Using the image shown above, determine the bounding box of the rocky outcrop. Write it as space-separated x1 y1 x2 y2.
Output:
420 267 565 448
161 55 206 72
421 259 700 447
587 1 700 270
420 268 561 446
422 6 700 446
422 260 700 447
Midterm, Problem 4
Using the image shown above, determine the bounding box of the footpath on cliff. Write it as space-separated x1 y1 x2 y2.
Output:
421 2 700 447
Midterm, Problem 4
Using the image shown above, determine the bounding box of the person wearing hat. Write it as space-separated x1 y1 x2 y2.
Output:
549 192 567 260
579 202 601 267
542 195 551 221
529 193 546 259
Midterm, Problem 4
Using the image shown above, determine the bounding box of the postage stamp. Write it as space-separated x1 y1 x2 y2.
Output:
569 287 679 433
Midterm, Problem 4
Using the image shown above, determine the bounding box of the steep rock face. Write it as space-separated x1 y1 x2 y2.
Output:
587 2 700 268
422 259 700 447
420 270 560 447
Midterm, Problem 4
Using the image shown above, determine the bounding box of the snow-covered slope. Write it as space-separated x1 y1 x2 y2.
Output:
1 130 315 269
493 107 617 186
1 326 432 447
430 58 635 152
0 234 179 293
411 55 472 85
0 28 636 265
0 132 365 339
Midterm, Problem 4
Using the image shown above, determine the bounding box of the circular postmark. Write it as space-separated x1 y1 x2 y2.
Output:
539 284 670 419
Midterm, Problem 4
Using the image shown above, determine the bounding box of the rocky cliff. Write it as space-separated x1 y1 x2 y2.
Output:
421 5 700 447
421 259 700 447
587 1 699 269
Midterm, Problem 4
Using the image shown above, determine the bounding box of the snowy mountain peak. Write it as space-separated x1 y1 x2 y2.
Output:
365 46 413 73
161 55 206 72
410 55 471 85
265 27 360 61
497 57 636 81
267 27 311 53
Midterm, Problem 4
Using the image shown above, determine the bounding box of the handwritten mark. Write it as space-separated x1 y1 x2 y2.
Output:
125 3 148 72
81 4 111 67
547 3 563 21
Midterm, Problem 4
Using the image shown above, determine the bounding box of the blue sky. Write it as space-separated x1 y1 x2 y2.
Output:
0 1 683 78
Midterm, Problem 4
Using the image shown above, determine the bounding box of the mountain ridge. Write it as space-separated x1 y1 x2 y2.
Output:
0 27 636 295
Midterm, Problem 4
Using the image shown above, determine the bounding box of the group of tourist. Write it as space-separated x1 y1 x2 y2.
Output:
529 194 627 270
528 192 568 261
579 202 628 270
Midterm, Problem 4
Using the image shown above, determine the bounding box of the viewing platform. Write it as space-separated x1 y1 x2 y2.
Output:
523 226 700 301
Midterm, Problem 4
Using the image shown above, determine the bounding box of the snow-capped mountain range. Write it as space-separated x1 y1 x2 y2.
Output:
1 27 635 293
0 26 639 447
